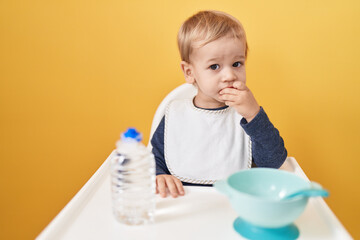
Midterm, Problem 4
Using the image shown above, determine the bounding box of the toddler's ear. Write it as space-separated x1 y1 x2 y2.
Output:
180 61 195 84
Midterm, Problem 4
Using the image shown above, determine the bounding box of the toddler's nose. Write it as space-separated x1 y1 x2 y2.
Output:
221 67 237 82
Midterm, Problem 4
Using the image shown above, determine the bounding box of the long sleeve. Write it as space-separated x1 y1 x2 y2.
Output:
151 116 171 175
240 107 287 168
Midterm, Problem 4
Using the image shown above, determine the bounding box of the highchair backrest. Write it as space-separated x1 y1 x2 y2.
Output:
147 83 197 149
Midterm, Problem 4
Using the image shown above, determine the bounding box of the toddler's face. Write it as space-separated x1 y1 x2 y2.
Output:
186 35 246 109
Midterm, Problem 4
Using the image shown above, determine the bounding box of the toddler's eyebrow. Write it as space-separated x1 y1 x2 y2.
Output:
234 55 245 60
206 55 245 63
206 57 221 63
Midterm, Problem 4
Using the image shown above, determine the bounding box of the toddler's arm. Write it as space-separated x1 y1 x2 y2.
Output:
241 107 287 168
219 81 287 167
151 116 185 197
151 117 171 175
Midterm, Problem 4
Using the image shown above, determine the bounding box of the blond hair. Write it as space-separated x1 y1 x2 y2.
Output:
177 10 248 62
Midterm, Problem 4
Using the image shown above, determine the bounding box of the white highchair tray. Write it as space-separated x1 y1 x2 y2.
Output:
36 153 352 240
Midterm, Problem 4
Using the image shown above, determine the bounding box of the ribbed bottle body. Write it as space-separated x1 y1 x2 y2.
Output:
110 142 156 225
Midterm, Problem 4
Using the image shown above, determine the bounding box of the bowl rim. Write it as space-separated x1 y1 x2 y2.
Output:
225 168 310 203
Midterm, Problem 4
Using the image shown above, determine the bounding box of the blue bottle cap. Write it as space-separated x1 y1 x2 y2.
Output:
121 127 142 142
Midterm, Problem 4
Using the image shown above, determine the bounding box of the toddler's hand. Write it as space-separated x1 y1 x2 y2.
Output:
219 81 260 122
156 174 185 198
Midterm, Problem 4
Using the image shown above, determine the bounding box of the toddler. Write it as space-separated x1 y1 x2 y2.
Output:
151 10 287 198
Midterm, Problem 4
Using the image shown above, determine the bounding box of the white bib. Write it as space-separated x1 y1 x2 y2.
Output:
164 98 252 184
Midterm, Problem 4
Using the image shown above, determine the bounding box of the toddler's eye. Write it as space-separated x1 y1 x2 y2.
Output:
210 64 220 70
233 62 242 67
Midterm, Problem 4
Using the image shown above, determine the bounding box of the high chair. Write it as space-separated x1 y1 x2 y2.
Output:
36 85 351 240
147 83 300 173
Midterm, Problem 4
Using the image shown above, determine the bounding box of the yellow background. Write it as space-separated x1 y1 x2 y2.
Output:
1 0 359 239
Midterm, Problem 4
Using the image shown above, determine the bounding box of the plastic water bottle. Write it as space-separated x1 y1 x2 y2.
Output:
110 127 156 225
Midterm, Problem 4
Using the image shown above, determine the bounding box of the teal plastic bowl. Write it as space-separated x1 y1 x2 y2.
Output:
214 168 310 228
